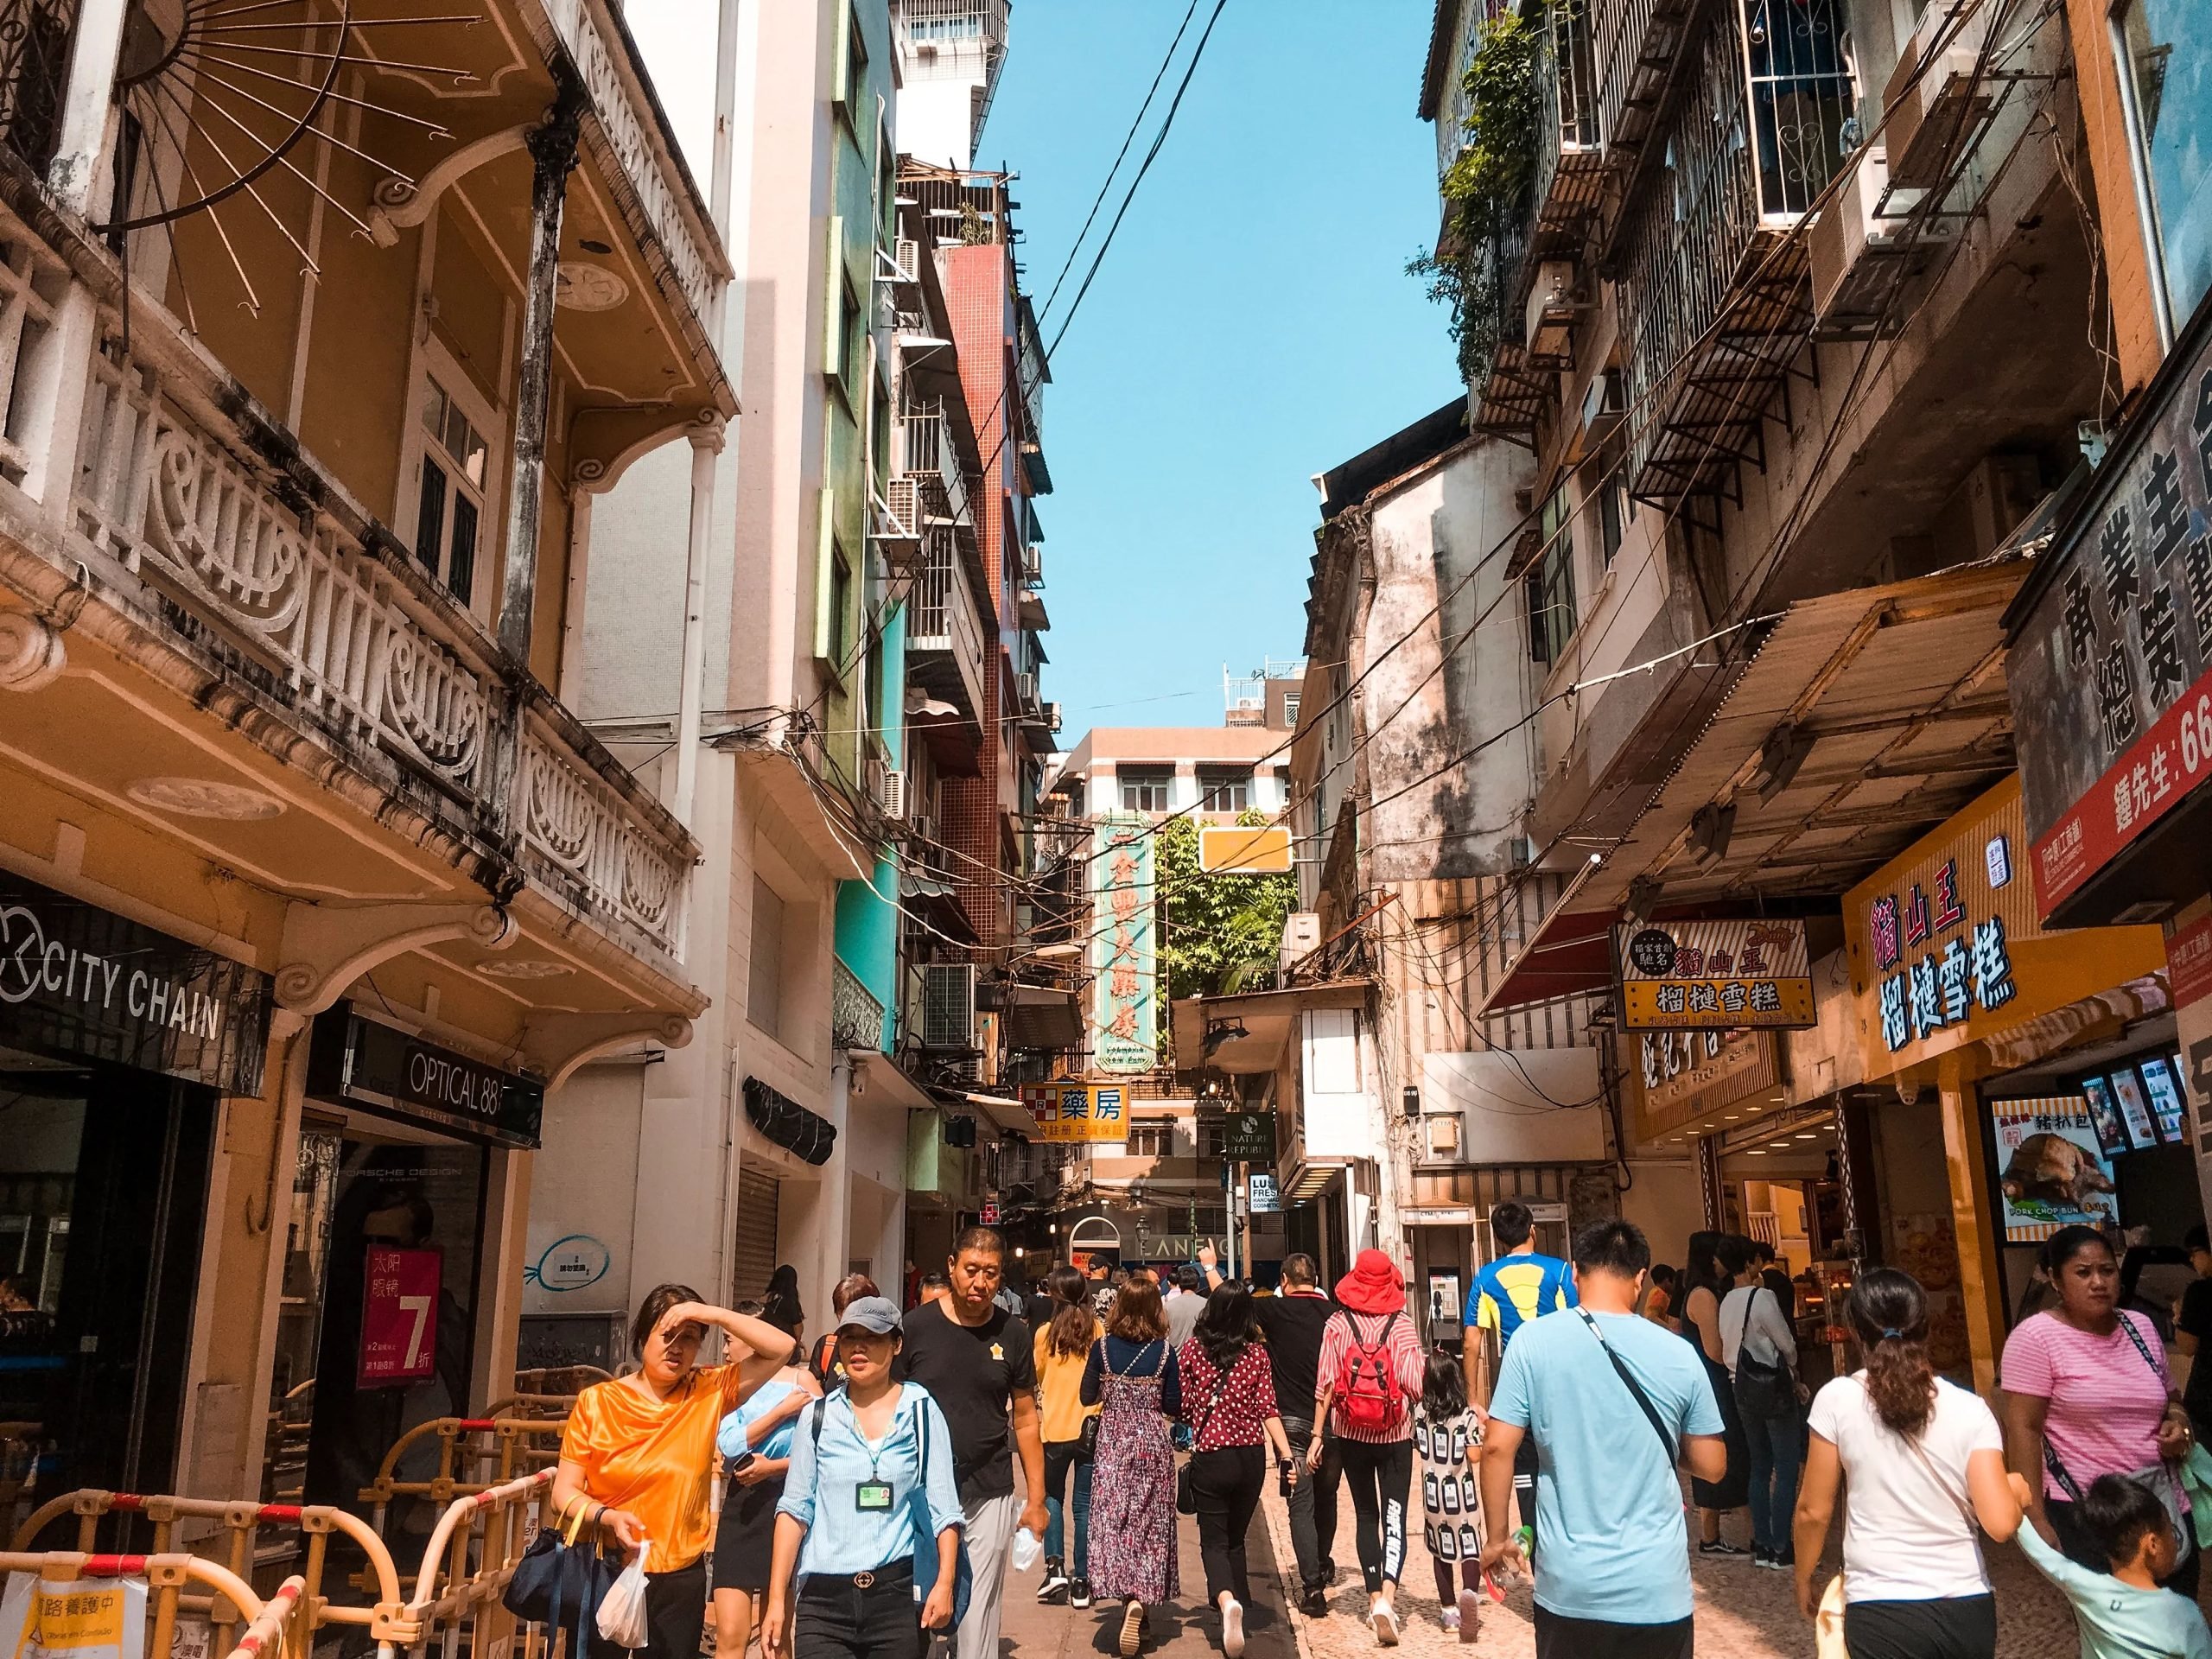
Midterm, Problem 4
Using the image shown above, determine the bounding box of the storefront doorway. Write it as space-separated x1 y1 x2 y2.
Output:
1712 1105 1857 1388
264 1003 538 1561
0 1046 215 1511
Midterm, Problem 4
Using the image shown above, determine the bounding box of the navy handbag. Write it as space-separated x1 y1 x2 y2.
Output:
504 1497 620 1654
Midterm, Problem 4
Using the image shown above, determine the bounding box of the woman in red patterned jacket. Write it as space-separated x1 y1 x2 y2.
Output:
1178 1285 1297 1658
1312 1250 1426 1646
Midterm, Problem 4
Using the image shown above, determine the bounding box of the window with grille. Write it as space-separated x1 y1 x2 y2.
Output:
1128 1121 1173 1157
1198 768 1249 813
1196 1117 1228 1158
1282 694 1300 728
1525 496 1578 665
1120 767 1173 813
414 372 492 606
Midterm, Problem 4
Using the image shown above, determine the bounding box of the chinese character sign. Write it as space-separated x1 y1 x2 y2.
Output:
1614 919 1815 1030
1991 1096 2116 1242
358 1245 442 1387
1088 814 1159 1073
0 1573 146 1659
2011 344 2212 915
1020 1083 1130 1143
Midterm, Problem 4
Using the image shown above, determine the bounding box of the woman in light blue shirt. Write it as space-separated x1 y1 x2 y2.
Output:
765 1297 964 1659
714 1322 820 1659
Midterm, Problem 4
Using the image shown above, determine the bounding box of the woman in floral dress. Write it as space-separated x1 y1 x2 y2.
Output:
1083 1278 1184 1656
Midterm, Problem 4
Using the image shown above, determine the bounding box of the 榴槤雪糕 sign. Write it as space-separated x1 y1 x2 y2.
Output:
1613 918 1815 1030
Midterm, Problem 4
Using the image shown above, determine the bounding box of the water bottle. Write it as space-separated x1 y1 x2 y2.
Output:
1010 1526 1042 1572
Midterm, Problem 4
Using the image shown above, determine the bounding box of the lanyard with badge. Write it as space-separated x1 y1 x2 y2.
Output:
855 1406 903 1512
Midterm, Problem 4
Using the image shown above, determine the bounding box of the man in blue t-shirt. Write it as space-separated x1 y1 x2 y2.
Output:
1462 1200 1578 1540
1480 1218 1725 1659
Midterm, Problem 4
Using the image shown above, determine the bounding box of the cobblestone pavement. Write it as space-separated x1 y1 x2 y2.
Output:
1001 1478 2212 1659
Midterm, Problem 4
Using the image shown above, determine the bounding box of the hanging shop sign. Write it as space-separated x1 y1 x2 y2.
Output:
1843 776 2166 1078
0 873 271 1094
1248 1173 1281 1213
1217 1109 1278 1162
1020 1081 1129 1143
1629 1027 1784 1143
308 1005 543 1148
1198 824 1294 874
1988 1096 2118 1242
1613 918 1815 1031
1088 813 1160 1073
2005 306 2212 923
2170 913 2212 1012
358 1244 442 1387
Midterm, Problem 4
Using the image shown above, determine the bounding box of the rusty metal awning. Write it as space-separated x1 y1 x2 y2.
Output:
1570 559 2026 915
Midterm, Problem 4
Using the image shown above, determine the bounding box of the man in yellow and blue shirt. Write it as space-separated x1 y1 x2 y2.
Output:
1461 1201 1577 1552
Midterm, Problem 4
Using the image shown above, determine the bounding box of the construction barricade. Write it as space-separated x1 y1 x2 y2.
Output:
10 1493 406 1659
395 1468 554 1659
0 1551 300 1659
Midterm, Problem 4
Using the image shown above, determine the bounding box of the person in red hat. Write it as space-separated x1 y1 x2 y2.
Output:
1308 1249 1425 1644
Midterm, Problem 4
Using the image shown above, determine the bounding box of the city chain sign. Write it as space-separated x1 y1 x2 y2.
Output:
0 873 270 1093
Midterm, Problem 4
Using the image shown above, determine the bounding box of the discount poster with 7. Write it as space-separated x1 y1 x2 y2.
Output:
359 1244 441 1386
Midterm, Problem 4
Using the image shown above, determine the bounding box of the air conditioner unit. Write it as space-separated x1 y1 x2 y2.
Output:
1884 2 1996 191
895 237 920 283
1581 366 1625 438
1280 911 1322 972
1808 149 1945 334
920 962 976 1049
873 765 908 820
1043 701 1063 733
1020 545 1042 587
1523 260 1578 364
1014 671 1039 711
908 812 936 851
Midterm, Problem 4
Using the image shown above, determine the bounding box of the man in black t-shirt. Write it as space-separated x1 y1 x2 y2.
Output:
899 1226 1049 1659
2177 1226 2212 1442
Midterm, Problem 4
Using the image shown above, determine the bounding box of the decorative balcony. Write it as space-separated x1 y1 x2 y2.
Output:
4 212 696 962
1611 0 1854 502
833 955 887 1052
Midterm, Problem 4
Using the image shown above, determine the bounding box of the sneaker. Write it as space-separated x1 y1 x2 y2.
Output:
1455 1587 1484 1642
1698 1539 1750 1557
1371 1596 1401 1647
1037 1561 1070 1604
1222 1597 1246 1659
1750 1546 1771 1568
1440 1610 1461 1635
1119 1600 1147 1658
1299 1583 1329 1618
1071 1578 1093 1610
1767 1547 1796 1571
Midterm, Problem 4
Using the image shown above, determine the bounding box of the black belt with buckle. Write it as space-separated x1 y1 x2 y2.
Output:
800 1560 915 1599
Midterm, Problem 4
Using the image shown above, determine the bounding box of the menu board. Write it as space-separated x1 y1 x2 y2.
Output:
1991 1096 2119 1241
2082 1074 2131 1160
2139 1054 2189 1147
2109 1067 2161 1152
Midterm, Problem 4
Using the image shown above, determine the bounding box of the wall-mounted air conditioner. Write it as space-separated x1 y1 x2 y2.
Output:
1808 150 1948 334
920 963 976 1049
1884 2 1996 190
1523 261 1578 364
1014 671 1039 710
873 765 907 820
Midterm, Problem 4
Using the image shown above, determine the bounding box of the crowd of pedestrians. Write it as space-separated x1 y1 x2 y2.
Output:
547 1212 2212 1659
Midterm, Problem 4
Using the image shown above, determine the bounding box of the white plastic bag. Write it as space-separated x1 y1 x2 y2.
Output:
597 1540 652 1650
1009 1528 1041 1573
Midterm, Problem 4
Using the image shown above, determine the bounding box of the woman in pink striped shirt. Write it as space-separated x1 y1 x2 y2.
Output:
2000 1226 2198 1594
1310 1250 1426 1646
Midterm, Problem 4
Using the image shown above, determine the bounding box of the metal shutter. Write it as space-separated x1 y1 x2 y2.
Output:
731 1173 781 1304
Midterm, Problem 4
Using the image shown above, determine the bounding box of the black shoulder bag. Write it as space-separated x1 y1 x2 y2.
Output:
1576 1308 1679 1465
1177 1345 1226 1515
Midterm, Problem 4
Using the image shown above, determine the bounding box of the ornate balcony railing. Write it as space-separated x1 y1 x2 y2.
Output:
833 955 887 1052
59 291 691 957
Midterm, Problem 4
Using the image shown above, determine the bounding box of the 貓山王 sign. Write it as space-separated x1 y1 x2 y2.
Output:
308 1004 543 1147
1613 918 1815 1030
0 874 270 1093
2005 307 2212 920
1843 775 2165 1077
1088 814 1159 1073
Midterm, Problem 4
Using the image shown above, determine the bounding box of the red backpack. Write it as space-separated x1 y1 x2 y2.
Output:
1335 1312 1407 1435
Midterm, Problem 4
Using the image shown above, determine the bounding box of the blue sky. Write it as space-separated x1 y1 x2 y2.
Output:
632 1 1460 741
987 1 1461 738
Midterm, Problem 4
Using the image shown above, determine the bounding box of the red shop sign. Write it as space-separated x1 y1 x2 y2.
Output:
2031 662 2212 914
359 1245 441 1387
2171 913 2212 1012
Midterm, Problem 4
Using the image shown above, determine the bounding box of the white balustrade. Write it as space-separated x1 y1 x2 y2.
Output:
58 316 688 957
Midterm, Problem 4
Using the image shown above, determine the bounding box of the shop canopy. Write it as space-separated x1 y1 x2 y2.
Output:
1478 561 2026 1018
1167 980 1370 1075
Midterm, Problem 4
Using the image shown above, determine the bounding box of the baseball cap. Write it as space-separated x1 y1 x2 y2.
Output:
836 1295 902 1336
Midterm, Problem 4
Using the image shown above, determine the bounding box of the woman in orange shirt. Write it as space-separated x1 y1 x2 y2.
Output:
553 1283 806 1659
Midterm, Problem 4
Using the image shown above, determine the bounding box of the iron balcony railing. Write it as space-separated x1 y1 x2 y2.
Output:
907 527 988 728
1529 3 1606 263
897 400 974 528
1612 0 1853 500
0 0 73 176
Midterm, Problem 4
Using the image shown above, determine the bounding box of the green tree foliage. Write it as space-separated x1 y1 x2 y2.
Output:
1409 7 1547 384
1153 813 1298 1014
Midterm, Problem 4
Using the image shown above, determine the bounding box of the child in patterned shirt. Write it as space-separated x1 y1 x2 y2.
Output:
1416 1347 1491 1643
